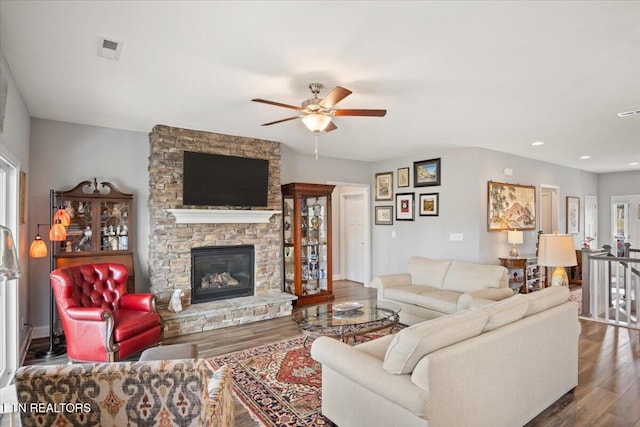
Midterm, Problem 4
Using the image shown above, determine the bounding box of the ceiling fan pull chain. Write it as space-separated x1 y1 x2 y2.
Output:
314 132 319 160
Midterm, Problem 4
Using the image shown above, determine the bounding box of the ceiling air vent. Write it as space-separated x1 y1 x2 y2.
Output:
97 36 123 61
617 110 640 118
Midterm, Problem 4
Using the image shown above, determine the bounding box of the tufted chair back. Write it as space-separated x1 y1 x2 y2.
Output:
53 263 128 312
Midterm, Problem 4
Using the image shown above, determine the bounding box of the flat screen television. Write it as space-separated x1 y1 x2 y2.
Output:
183 151 269 207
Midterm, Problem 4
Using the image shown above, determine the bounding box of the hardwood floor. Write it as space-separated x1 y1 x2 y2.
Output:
23 281 640 426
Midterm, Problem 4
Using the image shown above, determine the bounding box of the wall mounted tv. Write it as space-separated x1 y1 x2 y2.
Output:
183 151 269 207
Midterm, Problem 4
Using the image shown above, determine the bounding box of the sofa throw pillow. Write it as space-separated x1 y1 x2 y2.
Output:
407 257 451 289
523 285 570 316
383 309 489 374
481 295 529 332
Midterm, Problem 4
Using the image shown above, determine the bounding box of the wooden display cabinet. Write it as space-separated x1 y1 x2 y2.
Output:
282 182 335 306
53 179 136 293
499 256 546 294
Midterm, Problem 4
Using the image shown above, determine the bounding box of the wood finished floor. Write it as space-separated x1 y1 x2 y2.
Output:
23 281 640 427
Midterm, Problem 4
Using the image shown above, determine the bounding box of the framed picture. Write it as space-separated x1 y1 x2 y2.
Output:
375 171 393 201
375 205 393 225
566 196 580 234
414 158 441 187
487 181 536 231
397 167 410 188
419 193 439 216
395 193 415 221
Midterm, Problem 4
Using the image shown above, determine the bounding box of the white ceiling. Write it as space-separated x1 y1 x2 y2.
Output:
1 1 639 173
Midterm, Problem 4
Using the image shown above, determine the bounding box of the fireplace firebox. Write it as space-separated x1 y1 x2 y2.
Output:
191 245 254 304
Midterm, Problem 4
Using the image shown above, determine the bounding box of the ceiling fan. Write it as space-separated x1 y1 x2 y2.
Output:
252 83 387 134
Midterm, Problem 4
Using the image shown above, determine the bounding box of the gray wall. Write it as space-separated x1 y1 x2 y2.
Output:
368 147 599 277
0 51 31 353
28 119 149 335
597 170 640 247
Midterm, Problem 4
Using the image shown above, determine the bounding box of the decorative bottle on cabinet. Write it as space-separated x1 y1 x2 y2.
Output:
282 182 335 306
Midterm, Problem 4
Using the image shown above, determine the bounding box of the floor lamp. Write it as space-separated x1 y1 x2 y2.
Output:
31 190 68 358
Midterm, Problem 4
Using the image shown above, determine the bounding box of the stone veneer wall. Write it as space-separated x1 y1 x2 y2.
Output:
148 125 283 308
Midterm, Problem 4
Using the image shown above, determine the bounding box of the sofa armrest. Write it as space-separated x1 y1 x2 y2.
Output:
311 336 428 414
371 273 412 293
120 293 156 312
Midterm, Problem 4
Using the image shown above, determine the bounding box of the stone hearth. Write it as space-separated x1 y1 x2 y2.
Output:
148 125 294 337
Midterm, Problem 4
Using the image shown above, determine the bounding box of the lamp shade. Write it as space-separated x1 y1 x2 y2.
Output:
29 235 48 258
302 113 331 133
0 225 21 279
507 230 523 245
49 220 67 242
537 233 577 267
53 208 71 226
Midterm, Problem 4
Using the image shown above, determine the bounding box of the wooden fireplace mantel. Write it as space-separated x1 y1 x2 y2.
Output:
168 209 281 224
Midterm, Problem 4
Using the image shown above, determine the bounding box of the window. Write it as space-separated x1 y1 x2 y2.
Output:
0 148 19 388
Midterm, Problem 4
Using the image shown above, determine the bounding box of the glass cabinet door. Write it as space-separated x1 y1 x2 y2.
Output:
62 199 93 253
283 196 295 294
302 196 328 294
100 200 131 251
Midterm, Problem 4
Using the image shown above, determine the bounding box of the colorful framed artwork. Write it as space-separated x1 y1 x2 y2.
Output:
487 181 536 231
395 193 415 221
375 205 393 225
566 196 580 234
414 158 441 187
375 171 393 201
419 193 439 216
397 167 410 188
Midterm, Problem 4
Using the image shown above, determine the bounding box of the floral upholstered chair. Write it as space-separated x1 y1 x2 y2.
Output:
15 358 234 426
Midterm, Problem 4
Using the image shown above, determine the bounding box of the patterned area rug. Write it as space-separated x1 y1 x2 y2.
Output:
211 329 400 426
213 336 328 426
569 286 582 315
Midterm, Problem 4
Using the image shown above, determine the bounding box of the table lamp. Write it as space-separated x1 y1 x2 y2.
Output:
508 230 523 258
537 232 577 287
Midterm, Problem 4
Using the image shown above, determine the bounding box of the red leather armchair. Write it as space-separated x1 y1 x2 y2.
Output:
50 263 161 362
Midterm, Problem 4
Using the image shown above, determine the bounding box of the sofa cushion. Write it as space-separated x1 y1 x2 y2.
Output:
407 257 451 290
481 295 529 332
384 285 439 305
523 286 570 316
415 290 461 315
442 261 508 293
383 309 489 374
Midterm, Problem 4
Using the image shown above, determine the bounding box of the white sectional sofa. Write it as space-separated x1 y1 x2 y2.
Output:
311 286 579 427
371 256 513 325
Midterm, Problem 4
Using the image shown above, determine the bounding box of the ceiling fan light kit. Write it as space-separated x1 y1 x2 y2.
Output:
252 82 387 159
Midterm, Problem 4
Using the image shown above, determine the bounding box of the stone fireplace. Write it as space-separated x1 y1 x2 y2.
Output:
148 125 295 337
191 245 254 304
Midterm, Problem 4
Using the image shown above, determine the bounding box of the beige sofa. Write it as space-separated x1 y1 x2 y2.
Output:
311 286 579 427
371 256 513 324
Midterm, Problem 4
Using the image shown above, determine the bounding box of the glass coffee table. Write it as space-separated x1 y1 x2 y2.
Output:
292 299 401 348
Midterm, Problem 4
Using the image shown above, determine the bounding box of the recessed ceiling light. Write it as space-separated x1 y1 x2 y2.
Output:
630 162 639 166
531 141 544 146
580 155 591 160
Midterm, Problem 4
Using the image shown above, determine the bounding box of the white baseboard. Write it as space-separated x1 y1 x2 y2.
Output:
333 273 344 281
32 326 49 339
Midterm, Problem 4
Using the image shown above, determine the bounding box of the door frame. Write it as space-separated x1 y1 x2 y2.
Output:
328 181 371 285
540 184 560 233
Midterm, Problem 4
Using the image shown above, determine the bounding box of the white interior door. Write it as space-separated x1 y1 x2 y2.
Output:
344 194 365 283
541 192 552 234
584 195 598 249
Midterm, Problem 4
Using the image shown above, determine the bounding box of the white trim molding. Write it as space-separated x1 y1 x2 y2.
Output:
168 209 281 224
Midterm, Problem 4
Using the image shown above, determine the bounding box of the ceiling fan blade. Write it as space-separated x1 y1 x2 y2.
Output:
252 99 302 111
333 109 387 117
260 116 302 126
324 121 338 132
319 86 352 108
